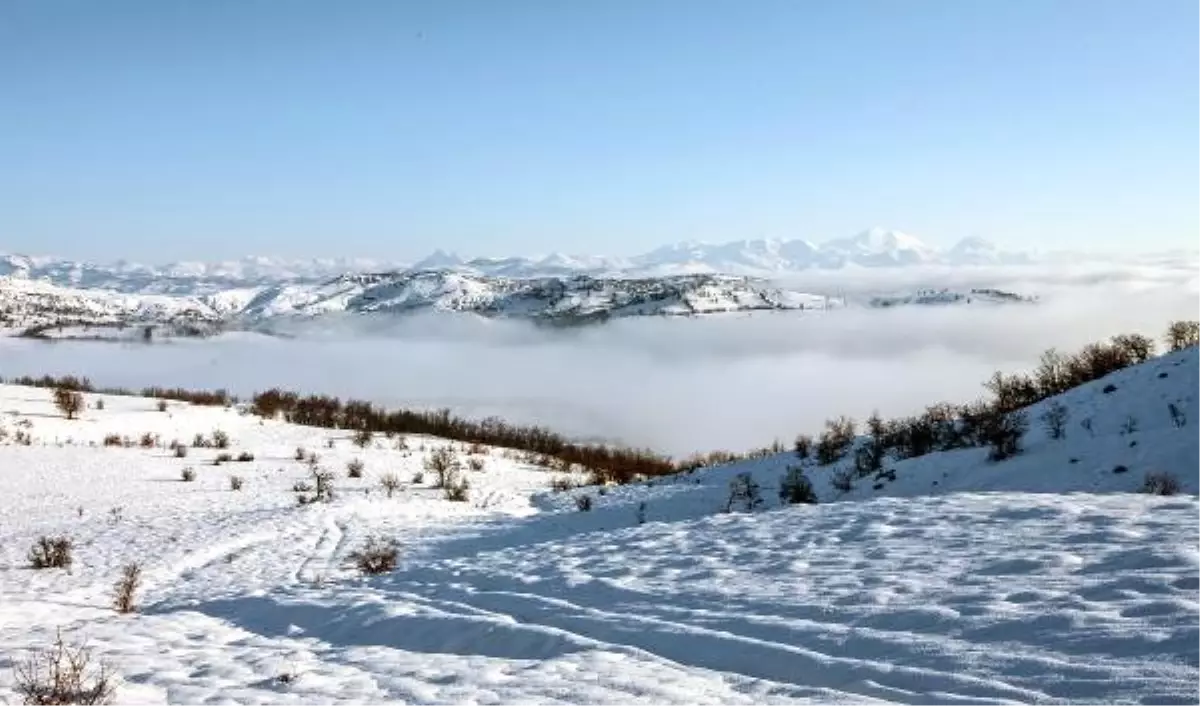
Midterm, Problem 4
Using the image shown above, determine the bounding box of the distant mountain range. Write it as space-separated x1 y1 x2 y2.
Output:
0 228 1058 336
1 229 1037 295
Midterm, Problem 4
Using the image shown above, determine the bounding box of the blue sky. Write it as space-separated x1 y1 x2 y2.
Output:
1 0 1196 262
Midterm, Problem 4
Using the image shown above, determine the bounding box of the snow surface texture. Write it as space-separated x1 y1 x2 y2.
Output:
0 349 1196 704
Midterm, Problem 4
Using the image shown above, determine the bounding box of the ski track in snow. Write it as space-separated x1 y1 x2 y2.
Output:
0 348 1196 704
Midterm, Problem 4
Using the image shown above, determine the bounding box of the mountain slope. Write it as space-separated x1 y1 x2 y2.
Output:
0 229 1050 298
0 271 841 335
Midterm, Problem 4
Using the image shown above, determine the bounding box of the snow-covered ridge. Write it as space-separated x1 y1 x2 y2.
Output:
0 271 844 336
0 229 1040 298
237 271 833 324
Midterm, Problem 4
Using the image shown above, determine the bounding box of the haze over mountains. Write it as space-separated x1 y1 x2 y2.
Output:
0 229 1040 294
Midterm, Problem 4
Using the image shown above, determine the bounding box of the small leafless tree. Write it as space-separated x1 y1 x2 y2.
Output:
53 387 84 420
378 472 401 498
1040 401 1069 440
425 447 461 489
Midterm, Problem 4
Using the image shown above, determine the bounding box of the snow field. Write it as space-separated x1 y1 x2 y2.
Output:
0 346 1195 703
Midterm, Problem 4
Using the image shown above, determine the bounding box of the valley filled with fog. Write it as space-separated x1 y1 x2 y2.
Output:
2 262 1194 457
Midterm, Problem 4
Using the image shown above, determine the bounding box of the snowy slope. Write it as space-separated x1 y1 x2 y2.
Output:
0 349 1195 704
0 276 223 337
0 272 837 335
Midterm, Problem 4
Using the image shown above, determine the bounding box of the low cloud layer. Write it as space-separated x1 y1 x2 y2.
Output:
2 261 1195 456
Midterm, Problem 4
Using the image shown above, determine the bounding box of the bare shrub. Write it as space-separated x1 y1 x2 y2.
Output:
983 371 1039 413
1040 401 1069 440
346 458 364 478
192 433 210 448
229 475 244 491
53 387 84 420
1141 471 1181 496
181 467 196 482
211 429 230 449
425 447 461 488
444 477 470 502
102 434 122 448
549 476 574 492
831 467 855 494
352 428 373 448
1110 333 1155 363
235 451 255 462
94 399 105 411
138 432 157 449
156 399 168 412
28 536 73 569
294 446 306 461
292 480 313 493
778 466 818 505
793 434 812 460
378 472 401 497
350 537 399 575
212 452 233 465
173 444 188 458
636 502 647 524
112 563 141 614
12 629 116 705
983 409 1028 462
411 471 424 485
467 457 485 472
815 416 855 465
1165 320 1200 352
310 468 335 503
575 494 593 511
725 472 763 512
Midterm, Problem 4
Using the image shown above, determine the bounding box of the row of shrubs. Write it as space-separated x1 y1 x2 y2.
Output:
5 374 234 407
797 321 1198 482
248 389 675 483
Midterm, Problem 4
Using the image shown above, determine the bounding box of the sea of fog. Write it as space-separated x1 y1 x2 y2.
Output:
1 261 1195 457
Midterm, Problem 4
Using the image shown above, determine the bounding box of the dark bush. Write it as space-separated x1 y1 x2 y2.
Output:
113 563 141 614
52 387 84 420
1040 401 1069 440
28 536 73 569
181 467 196 481
778 467 817 505
346 458 364 478
575 494 593 511
1141 471 1181 496
350 537 399 575
725 472 763 512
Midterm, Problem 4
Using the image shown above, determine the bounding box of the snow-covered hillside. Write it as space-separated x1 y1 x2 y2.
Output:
0 272 838 336
0 276 223 338
0 347 1195 703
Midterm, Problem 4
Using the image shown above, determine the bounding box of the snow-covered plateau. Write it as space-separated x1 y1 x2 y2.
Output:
0 340 1195 703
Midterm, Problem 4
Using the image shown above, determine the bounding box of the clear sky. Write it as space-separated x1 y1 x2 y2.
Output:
1 0 1196 262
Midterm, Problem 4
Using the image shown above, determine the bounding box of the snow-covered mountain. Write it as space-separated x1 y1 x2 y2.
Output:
0 271 840 336
0 253 390 295
0 229 1038 297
